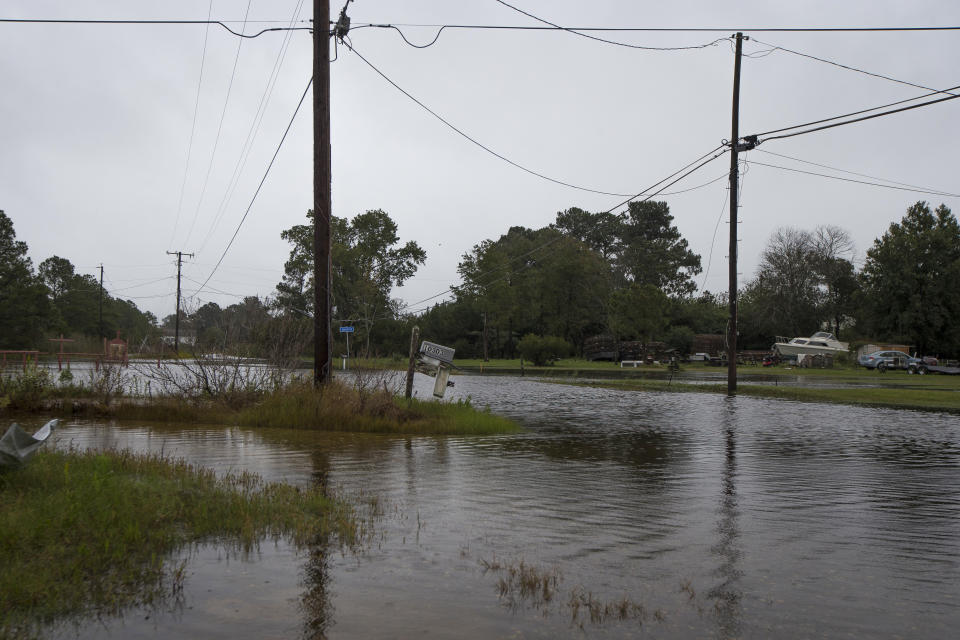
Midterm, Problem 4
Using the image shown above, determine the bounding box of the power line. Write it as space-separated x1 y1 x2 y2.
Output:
754 149 959 196
349 44 643 197
750 37 958 97
748 159 960 197
351 22 960 34
753 83 960 138
182 0 253 249
492 0 729 51
0 18 313 39
195 75 313 297
404 145 728 314
756 90 960 143
169 0 214 251
198 0 306 255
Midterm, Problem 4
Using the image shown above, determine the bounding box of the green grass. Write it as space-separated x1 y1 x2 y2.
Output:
233 381 520 435
553 376 960 413
0 448 361 638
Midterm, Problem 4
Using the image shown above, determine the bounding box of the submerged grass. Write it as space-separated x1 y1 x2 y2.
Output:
0 448 361 639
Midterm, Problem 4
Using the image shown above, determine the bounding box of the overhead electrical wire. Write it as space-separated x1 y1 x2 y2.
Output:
492 0 729 50
350 21 960 34
752 82 960 138
197 0 306 256
0 18 312 39
182 0 253 249
7 17 960 35
750 37 958 97
194 75 313 298
748 160 960 197
754 149 959 196
404 145 729 314
168 0 214 251
349 44 641 198
755 90 960 143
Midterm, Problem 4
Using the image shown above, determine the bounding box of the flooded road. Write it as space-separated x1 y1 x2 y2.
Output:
44 375 960 638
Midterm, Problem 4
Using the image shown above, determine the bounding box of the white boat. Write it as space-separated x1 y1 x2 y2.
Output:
772 332 849 358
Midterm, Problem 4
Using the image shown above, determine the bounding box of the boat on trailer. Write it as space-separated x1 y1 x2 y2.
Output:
772 332 849 358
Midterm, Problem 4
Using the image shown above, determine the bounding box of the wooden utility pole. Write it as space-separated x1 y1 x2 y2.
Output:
98 264 104 339
482 312 489 362
313 0 333 386
167 250 194 355
727 32 744 396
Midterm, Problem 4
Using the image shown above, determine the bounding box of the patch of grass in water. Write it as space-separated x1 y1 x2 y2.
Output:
0 448 361 638
62 381 520 436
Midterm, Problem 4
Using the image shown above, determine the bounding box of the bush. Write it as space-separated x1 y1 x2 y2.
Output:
517 334 572 366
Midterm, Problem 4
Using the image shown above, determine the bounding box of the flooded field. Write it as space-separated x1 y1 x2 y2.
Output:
36 374 960 638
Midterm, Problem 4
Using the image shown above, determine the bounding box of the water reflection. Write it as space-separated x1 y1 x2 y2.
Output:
301 449 334 640
708 398 743 639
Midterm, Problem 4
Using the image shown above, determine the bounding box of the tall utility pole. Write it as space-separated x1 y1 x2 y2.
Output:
313 0 333 386
727 32 745 396
167 250 194 355
98 264 104 339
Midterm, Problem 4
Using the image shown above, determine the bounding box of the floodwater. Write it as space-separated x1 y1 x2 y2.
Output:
38 374 960 638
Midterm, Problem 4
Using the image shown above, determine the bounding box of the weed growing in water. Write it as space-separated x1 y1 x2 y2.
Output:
480 555 666 629
0 448 364 638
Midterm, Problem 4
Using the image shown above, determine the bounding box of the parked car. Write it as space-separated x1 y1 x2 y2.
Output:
858 350 920 370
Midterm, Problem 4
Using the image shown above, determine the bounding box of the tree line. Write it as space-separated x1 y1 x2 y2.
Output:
4 198 957 360
0 210 157 351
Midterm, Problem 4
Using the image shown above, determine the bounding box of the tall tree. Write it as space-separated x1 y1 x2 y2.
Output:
0 211 49 348
860 201 960 355
618 201 702 296
275 209 425 356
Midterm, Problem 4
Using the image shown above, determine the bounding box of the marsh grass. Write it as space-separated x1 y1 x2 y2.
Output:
0 448 362 638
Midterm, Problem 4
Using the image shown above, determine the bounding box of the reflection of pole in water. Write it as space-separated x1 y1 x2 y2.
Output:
301 449 334 639
708 399 743 638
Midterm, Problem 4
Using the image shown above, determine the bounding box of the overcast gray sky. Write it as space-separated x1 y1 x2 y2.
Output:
2 0 959 321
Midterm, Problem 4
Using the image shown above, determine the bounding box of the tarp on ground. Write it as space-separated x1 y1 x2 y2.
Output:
0 419 57 467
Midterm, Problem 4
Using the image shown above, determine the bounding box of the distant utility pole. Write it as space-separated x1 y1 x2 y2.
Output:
167 250 194 355
313 0 335 386
98 264 104 339
727 32 750 396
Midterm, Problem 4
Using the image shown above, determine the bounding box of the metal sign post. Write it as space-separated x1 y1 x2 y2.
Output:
339 326 354 370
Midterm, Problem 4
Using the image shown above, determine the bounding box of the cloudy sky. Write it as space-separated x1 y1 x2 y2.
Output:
2 0 958 321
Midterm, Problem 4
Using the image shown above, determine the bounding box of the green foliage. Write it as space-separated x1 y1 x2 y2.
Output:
517 334 572 366
456 226 611 357
275 209 425 357
0 364 54 410
0 211 50 348
608 284 669 343
0 448 360 637
859 201 960 355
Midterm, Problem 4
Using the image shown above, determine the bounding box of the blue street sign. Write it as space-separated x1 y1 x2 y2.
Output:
339 326 355 333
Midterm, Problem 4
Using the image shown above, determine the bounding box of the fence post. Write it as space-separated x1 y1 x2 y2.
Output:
405 326 420 400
